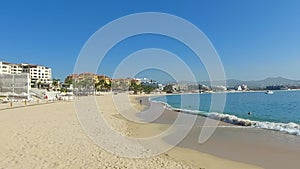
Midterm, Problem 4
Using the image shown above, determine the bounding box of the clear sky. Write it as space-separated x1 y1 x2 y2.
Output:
0 0 299 82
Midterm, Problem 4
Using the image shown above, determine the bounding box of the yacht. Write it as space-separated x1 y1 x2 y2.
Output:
265 90 274 94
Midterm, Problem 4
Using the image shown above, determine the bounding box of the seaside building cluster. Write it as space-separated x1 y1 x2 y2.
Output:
63 73 163 95
63 73 298 95
64 73 111 93
2 58 299 102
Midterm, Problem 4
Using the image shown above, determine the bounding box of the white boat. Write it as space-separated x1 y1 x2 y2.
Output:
265 90 274 94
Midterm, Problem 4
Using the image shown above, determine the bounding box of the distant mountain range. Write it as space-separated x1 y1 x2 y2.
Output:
200 77 300 88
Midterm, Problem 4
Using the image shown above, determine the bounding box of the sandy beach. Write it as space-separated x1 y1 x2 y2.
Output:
1 1 300 169
0 93 272 169
131 96 300 169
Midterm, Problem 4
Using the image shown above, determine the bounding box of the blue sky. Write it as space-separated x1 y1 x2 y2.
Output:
0 0 299 82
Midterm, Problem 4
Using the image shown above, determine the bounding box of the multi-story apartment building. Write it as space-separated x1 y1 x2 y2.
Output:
10 63 23 74
24 64 52 86
0 61 11 74
0 61 52 88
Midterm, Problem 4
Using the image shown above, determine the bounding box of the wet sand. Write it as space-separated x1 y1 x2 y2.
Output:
0 93 262 169
129 96 300 169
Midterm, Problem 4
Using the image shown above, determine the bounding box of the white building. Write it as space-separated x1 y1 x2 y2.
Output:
27 64 52 86
0 61 52 88
237 85 243 91
236 84 248 91
10 63 23 74
158 84 164 91
0 61 11 74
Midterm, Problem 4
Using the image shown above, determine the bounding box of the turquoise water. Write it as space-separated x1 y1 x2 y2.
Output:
151 90 300 135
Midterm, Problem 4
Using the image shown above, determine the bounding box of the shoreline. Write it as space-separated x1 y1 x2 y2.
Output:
128 95 261 168
159 88 300 96
1 97 198 169
148 92 300 136
1 93 298 168
0 93 262 169
129 95 300 169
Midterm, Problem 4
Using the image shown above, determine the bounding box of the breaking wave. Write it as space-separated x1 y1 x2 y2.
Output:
207 112 300 136
149 98 300 136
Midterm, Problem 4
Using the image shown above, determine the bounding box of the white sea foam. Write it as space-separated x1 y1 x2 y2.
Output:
254 121 300 136
207 112 254 126
207 112 300 136
150 98 300 136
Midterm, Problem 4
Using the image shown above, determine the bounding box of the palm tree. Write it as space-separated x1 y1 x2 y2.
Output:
52 79 60 90
129 81 143 94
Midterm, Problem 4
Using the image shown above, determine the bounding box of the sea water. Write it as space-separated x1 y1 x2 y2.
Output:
151 90 300 135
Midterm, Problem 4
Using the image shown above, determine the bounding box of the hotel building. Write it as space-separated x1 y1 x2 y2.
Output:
0 61 52 88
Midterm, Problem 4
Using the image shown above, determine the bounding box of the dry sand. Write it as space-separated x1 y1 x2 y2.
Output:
0 93 262 169
131 96 300 169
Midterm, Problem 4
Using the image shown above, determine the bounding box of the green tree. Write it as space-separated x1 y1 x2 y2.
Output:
129 81 143 94
95 79 105 91
52 79 60 90
163 84 173 93
142 85 155 94
64 76 73 84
